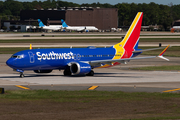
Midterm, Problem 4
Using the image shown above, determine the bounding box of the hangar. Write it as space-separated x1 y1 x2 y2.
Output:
20 7 118 31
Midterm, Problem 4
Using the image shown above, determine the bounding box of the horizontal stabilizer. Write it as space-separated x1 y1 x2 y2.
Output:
158 56 169 61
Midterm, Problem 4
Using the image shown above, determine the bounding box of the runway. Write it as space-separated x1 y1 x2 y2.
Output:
1 54 180 92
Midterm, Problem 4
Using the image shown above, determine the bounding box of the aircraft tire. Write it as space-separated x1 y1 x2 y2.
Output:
20 73 24 78
63 69 72 76
86 70 94 76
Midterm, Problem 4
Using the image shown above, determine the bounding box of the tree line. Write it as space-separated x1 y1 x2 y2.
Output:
1 0 180 30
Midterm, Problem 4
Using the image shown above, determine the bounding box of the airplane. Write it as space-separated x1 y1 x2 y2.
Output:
61 19 98 32
6 12 170 78
38 19 62 31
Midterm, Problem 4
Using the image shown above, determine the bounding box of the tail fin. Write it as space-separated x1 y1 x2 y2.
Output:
61 19 68 27
38 19 45 27
113 12 143 59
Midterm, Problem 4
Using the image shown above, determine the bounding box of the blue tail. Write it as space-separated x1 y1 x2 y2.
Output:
61 19 68 27
38 19 45 27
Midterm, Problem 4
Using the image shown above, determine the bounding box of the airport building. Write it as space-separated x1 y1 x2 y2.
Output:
20 7 118 31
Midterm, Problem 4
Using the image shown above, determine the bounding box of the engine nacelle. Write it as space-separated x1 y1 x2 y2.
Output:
85 30 89 32
70 62 91 75
34 70 53 73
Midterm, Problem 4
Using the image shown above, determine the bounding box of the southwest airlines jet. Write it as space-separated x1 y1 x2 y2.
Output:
38 19 62 31
6 12 169 78
61 19 98 32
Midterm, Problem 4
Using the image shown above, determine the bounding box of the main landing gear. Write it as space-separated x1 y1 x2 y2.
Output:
63 69 72 76
86 70 94 76
20 72 24 78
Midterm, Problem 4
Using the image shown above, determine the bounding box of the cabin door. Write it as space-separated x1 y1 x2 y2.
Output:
28 52 34 63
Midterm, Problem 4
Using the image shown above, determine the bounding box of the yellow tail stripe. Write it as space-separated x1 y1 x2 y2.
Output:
15 85 30 90
113 12 142 60
120 12 142 47
88 86 98 90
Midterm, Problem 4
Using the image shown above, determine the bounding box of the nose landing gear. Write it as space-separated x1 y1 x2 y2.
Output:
16 69 24 78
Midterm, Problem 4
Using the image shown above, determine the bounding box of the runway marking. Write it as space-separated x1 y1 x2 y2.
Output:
15 85 30 90
88 86 99 90
163 88 180 92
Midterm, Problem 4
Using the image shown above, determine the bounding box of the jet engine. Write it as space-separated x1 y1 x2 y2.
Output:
85 30 89 32
70 62 91 75
34 70 53 73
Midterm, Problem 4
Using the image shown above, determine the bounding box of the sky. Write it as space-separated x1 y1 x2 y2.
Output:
15 0 180 5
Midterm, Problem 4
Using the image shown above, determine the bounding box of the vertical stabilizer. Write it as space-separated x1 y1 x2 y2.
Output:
61 19 68 27
38 19 45 27
113 12 143 59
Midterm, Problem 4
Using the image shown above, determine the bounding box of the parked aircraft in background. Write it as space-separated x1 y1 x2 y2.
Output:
38 19 62 31
6 12 169 77
61 19 98 32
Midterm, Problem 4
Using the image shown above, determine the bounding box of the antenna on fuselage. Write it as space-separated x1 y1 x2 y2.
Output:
30 44 32 50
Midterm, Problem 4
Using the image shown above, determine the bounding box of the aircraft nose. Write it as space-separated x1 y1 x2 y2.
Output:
6 58 14 68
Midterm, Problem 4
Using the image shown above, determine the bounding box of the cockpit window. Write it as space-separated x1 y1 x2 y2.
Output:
11 55 24 59
11 55 18 58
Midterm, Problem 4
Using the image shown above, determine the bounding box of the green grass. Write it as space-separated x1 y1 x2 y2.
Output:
140 38 180 42
32 35 124 37
1 90 180 119
1 90 180 102
0 38 180 43
0 47 29 54
121 116 180 120
139 46 180 57
131 65 180 71
0 39 122 43
0 47 102 54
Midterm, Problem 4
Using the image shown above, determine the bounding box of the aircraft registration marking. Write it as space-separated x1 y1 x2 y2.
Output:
88 86 99 90
15 85 30 90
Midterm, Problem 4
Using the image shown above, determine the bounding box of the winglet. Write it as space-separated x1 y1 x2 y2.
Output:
158 45 170 61
30 44 32 50
159 45 170 56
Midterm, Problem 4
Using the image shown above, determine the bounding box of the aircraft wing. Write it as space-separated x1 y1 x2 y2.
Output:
133 46 167 53
89 45 170 66
89 56 156 66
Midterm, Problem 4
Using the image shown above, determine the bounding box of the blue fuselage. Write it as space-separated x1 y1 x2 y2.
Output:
6 47 120 71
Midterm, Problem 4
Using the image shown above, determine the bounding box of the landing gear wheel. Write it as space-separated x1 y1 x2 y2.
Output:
20 73 24 78
63 69 72 76
86 70 94 76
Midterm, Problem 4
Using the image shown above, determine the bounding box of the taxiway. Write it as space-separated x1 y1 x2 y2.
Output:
0 54 180 92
